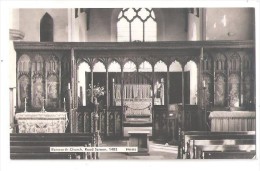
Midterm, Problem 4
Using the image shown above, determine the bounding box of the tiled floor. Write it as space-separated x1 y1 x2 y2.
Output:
99 140 178 160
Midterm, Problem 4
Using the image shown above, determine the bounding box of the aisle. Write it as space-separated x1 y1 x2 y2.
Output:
99 140 178 160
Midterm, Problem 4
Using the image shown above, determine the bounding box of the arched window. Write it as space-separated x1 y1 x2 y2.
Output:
117 8 157 42
40 13 54 42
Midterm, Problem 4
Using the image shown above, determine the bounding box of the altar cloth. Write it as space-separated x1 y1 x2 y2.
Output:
209 111 255 132
15 112 68 133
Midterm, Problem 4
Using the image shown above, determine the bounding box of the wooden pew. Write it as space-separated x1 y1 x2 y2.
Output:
10 133 96 160
202 151 256 159
181 131 256 159
189 139 255 159
195 144 256 159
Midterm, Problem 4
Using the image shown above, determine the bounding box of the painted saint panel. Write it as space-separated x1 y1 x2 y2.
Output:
244 75 251 105
32 77 44 108
18 75 30 108
204 74 213 106
47 75 58 108
229 74 240 107
215 75 226 106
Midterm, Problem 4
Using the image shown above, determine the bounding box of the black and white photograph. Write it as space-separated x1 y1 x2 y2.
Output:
0 0 259 171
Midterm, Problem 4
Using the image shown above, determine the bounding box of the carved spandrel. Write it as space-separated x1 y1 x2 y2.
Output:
18 54 31 72
46 55 59 74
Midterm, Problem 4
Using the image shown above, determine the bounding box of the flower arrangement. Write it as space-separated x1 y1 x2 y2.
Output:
86 84 105 100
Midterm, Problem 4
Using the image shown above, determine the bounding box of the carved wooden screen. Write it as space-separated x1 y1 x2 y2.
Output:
17 53 61 111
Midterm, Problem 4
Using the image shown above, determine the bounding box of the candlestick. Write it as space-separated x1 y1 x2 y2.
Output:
63 97 66 112
203 80 206 88
24 98 27 112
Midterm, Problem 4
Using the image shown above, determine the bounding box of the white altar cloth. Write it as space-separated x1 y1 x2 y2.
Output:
15 112 68 133
209 111 255 132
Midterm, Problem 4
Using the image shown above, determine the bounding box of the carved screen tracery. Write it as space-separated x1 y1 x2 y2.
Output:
229 74 239 107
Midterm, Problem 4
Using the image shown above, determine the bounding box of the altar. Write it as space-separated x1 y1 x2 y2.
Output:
209 111 256 132
15 112 68 133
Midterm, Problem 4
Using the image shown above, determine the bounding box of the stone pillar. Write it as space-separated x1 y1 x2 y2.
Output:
9 9 24 132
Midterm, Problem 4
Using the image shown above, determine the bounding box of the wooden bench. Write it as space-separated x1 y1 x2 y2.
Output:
195 144 255 159
189 139 255 159
181 131 256 159
10 133 96 160
202 151 256 159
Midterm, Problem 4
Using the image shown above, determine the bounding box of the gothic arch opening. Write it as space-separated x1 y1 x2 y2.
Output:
40 13 54 42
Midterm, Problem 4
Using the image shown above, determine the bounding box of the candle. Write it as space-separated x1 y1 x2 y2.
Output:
64 97 65 102
203 80 206 88
68 83 70 89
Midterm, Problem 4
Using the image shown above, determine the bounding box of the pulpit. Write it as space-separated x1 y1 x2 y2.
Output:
209 111 255 132
15 112 68 133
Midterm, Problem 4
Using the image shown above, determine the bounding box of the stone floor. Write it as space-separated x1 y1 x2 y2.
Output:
98 140 178 160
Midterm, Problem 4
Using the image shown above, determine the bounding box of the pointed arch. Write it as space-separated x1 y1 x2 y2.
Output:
40 13 54 42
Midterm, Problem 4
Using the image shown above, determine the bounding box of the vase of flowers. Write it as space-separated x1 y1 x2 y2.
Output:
86 83 105 114
86 84 105 148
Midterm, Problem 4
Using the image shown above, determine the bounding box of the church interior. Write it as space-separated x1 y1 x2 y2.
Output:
8 8 256 160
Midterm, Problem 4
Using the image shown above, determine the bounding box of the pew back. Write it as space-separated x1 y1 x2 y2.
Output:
10 133 95 159
181 131 256 159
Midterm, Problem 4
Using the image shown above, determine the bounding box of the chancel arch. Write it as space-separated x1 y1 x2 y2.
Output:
154 60 167 105
169 61 183 104
184 60 198 105
77 62 91 106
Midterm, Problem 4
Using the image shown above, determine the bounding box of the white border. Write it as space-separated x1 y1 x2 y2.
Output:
1 1 259 171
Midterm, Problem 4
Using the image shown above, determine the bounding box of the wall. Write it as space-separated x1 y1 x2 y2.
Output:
17 8 255 42
161 8 187 41
19 9 68 41
187 12 201 40
87 9 114 42
206 8 255 40
87 8 188 42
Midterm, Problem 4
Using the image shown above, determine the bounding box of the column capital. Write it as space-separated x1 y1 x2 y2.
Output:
9 29 25 41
